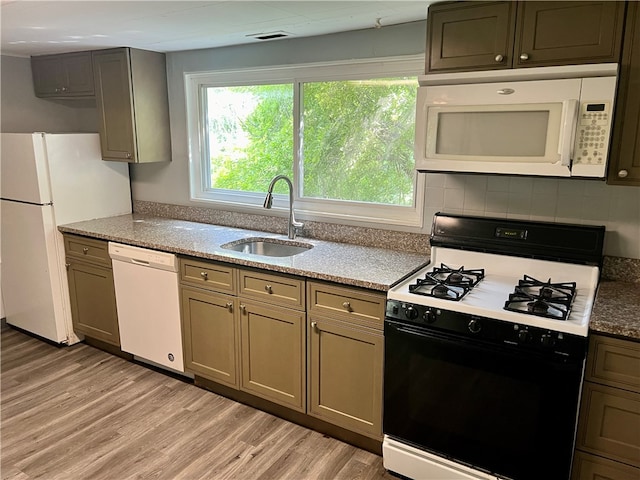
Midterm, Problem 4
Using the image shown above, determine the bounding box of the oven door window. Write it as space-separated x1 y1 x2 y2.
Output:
384 321 584 480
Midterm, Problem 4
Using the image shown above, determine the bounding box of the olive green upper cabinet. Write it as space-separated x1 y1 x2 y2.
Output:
31 52 95 98
608 1 640 186
92 48 171 163
426 1 626 73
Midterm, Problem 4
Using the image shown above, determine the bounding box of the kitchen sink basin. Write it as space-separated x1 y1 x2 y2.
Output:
221 238 313 257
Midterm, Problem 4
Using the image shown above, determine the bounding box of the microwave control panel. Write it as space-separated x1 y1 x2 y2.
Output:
573 102 612 166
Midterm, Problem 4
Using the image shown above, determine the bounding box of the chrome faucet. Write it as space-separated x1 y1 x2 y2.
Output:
263 175 303 239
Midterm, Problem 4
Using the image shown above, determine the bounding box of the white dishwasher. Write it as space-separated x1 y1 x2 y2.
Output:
109 242 185 373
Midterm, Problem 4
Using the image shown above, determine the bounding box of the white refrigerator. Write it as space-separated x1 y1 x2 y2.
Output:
1 133 132 344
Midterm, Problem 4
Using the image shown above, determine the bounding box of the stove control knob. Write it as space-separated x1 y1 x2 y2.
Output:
468 319 482 334
518 329 531 343
404 306 419 320
541 333 556 348
423 309 437 324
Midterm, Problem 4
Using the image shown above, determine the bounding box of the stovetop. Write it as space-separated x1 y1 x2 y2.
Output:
388 247 600 337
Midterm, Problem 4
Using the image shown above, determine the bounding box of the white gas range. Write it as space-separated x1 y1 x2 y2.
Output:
383 213 605 480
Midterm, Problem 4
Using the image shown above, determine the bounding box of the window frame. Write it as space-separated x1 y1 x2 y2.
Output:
185 55 425 229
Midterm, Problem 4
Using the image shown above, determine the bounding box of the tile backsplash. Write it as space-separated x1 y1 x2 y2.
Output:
423 173 640 259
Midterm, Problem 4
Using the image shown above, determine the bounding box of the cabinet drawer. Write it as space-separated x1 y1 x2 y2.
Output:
63 234 110 266
586 335 640 393
572 450 640 480
307 282 385 330
179 258 236 294
238 269 304 310
577 382 640 467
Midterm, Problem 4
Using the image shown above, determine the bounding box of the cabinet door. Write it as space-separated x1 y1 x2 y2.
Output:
181 287 239 388
608 1 640 186
92 49 137 161
514 2 625 68
31 55 64 97
239 299 305 412
61 52 94 96
577 382 640 468
572 450 640 480
307 316 383 439
426 1 516 73
66 261 120 346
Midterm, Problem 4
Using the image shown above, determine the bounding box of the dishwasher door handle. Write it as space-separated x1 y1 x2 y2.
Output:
130 258 151 266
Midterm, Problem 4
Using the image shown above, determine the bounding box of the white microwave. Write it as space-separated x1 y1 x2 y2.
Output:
415 64 618 178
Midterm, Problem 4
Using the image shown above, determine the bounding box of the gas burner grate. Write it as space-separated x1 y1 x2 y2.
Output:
409 264 485 301
504 275 577 320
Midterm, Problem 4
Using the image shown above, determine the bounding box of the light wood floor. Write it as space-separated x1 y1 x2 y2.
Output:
1 324 396 480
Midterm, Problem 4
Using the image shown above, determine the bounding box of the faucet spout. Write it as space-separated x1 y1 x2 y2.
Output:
263 175 303 239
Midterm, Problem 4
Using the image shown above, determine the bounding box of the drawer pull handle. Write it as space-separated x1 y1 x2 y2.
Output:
342 301 352 312
265 284 273 294
226 302 233 313
200 272 208 280
82 247 89 254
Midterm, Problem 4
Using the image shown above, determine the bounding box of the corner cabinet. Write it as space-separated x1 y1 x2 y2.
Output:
572 334 640 479
31 51 94 98
92 47 171 163
63 234 120 346
608 1 640 186
426 1 626 73
307 281 385 440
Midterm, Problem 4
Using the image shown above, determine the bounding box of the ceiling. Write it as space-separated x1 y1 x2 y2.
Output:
1 1 430 57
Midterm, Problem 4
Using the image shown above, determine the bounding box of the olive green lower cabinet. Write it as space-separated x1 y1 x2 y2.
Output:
178 256 385 445
307 281 385 440
573 334 640 479
239 299 305 412
64 234 120 346
181 286 239 388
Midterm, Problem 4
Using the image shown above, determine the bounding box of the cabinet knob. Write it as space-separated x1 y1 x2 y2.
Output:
61 86 68 92
240 304 246 313
519 53 530 61
82 247 89 254
311 321 318 331
226 302 233 313
494 54 504 63
618 169 629 178
342 301 352 312
65 263 71 270
126 152 132 159
264 284 273 294
200 271 208 280
55 87 61 93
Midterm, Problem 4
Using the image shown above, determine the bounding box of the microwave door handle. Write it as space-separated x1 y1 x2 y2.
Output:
558 100 579 166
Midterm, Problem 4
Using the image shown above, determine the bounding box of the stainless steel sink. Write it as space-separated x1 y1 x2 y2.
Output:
221 238 313 257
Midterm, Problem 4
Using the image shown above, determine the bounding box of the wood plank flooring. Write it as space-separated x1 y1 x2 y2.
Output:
1 324 396 480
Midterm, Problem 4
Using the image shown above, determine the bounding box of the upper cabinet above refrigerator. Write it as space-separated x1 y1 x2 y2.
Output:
425 1 626 74
92 47 172 163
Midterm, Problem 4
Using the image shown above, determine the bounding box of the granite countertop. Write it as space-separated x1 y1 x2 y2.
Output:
589 280 640 341
58 214 429 291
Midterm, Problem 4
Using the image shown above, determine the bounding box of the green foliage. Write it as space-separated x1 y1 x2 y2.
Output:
206 78 416 204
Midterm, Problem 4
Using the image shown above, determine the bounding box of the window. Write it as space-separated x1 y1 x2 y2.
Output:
186 56 425 228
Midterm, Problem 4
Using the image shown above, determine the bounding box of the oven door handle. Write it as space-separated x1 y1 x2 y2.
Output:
386 319 584 366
